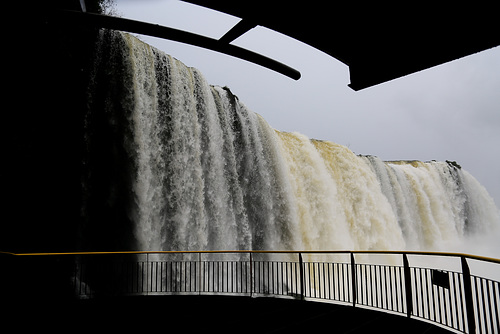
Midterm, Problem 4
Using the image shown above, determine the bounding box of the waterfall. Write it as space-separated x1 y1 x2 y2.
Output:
83 30 500 253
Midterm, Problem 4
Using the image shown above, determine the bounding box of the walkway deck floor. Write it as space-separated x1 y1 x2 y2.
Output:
10 295 454 333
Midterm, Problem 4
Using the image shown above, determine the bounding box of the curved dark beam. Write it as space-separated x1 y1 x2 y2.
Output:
184 1 500 91
47 10 301 81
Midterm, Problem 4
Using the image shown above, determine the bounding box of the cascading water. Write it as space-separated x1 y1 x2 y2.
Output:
83 30 500 254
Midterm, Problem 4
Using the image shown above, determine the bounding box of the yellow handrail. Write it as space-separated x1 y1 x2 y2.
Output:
2 249 499 264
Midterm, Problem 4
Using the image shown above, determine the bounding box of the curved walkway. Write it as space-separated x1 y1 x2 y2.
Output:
10 295 452 333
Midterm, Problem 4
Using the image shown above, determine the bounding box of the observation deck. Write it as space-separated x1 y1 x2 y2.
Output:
2 250 498 333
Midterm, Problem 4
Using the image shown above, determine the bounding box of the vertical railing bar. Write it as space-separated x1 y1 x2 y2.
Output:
389 266 394 312
213 261 216 293
215 261 218 293
322 262 329 299
383 266 389 311
316 262 320 298
494 282 499 333
366 264 370 307
285 261 289 296
153 261 157 292
275 261 278 295
425 269 432 321
271 261 275 295
303 261 307 298
240 261 243 294
376 265 380 308
137 261 140 293
167 261 170 292
412 267 418 316
346 263 350 303
212 260 214 293
258 261 261 295
215 261 218 292
366 265 370 306
432 270 438 323
377 265 381 308
266 261 270 295
146 253 149 294
263 260 267 294
369 265 374 307
220 261 223 293
287 261 291 296
437 279 443 325
394 265 399 313
458 272 465 332
447 272 453 328
485 279 495 332
327 262 332 300
493 282 499 334
228 261 231 293
459 272 466 332
366 264 370 305
225 261 228 293
232 261 235 293
189 261 193 292
399 266 405 314
374 265 378 307
274 261 278 296
373 265 380 308
251 254 255 296
474 277 483 333
338 263 342 302
419 268 426 319
444 279 449 327
349 262 352 303
255 261 259 294
218 261 222 293
198 254 201 294
311 262 316 298
417 268 422 318
328 262 333 300
236 261 239 293
350 253 356 307
367 265 371 306
378 266 387 309
161 261 165 292
279 261 283 296
281 261 285 296
334 263 338 301
450 272 458 330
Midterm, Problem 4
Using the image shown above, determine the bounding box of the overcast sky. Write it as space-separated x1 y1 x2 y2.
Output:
111 0 500 207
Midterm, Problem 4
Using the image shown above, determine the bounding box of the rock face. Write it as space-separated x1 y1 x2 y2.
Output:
4 6 101 252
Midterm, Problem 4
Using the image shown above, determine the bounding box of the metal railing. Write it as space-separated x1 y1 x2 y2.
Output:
3 250 499 333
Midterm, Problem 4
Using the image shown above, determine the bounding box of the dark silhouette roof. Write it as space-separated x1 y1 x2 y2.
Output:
184 1 500 90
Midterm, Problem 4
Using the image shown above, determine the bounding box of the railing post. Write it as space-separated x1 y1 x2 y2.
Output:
351 253 356 307
299 253 304 300
403 253 413 318
461 256 476 334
